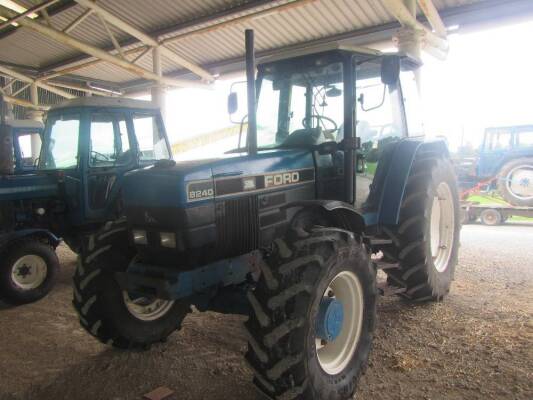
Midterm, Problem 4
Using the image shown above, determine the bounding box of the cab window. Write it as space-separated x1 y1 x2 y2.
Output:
17 131 41 167
133 113 170 162
516 130 533 148
89 113 132 167
41 115 80 169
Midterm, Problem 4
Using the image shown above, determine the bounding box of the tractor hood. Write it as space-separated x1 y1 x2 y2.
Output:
121 149 316 232
0 172 59 201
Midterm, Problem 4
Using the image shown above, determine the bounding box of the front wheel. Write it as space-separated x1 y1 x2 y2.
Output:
245 227 377 400
0 240 59 304
73 220 189 349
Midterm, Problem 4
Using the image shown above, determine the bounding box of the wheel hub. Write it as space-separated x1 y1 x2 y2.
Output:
123 292 174 321
11 255 47 290
316 297 344 342
430 182 455 273
315 271 364 376
506 165 533 200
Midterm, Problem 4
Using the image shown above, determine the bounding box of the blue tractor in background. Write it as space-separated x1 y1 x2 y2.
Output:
457 125 533 207
0 97 172 304
73 31 460 400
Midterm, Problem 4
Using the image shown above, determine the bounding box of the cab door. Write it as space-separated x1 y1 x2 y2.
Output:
83 111 134 221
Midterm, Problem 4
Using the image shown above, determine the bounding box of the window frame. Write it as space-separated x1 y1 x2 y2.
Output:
88 112 132 168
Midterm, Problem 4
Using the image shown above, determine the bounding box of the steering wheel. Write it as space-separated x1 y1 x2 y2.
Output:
302 115 338 138
91 150 111 164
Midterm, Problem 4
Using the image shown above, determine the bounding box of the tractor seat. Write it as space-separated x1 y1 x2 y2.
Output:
279 128 323 148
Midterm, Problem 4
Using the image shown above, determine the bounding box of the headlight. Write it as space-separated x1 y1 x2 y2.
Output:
160 232 176 248
132 229 147 245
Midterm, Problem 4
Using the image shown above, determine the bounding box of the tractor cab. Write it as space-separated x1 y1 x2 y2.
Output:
229 43 422 212
36 97 171 226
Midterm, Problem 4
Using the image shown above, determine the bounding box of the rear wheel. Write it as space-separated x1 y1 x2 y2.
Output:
0 240 59 304
497 158 533 206
73 219 189 349
245 227 377 400
383 152 460 301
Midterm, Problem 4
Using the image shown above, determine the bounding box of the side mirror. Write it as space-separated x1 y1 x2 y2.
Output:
227 92 238 115
381 55 400 86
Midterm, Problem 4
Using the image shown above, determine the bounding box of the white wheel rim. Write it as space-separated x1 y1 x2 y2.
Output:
430 182 455 273
316 270 364 375
505 165 533 200
11 255 48 290
123 292 174 321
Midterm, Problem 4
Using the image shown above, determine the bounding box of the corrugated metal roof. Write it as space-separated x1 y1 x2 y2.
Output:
0 0 524 92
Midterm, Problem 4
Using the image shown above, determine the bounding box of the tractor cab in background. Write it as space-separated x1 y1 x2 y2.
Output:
0 97 172 304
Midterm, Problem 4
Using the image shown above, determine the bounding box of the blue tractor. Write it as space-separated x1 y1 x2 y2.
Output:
74 31 460 400
478 126 533 206
0 97 172 304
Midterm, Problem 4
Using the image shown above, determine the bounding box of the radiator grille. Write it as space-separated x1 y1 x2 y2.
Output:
216 196 259 258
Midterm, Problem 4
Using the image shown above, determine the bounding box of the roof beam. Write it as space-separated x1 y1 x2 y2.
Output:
74 0 214 81
417 0 447 37
0 0 59 30
382 0 449 59
0 64 75 99
41 0 309 76
11 14 209 89
63 8 92 33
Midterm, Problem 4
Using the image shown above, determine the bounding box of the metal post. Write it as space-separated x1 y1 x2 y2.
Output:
151 46 165 121
0 95 13 175
245 29 257 155
29 83 43 160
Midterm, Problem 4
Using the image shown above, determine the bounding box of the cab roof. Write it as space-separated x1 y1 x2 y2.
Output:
5 118 44 129
49 97 159 111
259 42 382 65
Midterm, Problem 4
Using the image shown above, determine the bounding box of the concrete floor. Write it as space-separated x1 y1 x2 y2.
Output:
0 223 532 400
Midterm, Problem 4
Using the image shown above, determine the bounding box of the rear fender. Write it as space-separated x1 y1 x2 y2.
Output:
283 200 365 234
376 138 449 226
0 229 61 250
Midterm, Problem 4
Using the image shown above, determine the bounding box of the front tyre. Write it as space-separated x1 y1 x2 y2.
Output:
245 227 377 400
73 219 189 349
0 240 59 304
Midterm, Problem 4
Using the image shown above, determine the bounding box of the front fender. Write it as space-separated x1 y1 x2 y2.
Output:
283 200 366 234
376 138 449 226
0 229 61 249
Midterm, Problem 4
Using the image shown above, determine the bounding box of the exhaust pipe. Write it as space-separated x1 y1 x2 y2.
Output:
245 29 257 155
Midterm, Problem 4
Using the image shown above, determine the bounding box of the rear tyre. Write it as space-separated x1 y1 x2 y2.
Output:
479 209 502 226
245 227 377 400
383 152 461 301
497 158 533 207
0 240 59 304
73 219 189 349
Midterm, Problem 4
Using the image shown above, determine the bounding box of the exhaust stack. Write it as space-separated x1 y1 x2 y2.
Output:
245 29 257 155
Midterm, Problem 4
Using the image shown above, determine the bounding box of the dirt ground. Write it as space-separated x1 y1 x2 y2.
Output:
1 223 532 400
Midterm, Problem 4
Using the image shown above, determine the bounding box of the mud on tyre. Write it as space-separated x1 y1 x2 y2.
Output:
245 226 377 400
73 219 189 349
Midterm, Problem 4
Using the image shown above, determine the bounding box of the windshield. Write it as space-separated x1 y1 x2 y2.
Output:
39 114 80 170
133 113 171 162
256 61 344 149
